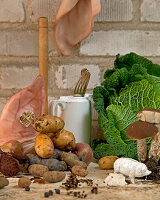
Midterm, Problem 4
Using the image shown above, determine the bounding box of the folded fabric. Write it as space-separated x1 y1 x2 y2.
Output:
53 0 101 56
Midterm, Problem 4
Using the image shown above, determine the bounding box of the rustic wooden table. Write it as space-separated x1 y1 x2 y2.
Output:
0 163 159 200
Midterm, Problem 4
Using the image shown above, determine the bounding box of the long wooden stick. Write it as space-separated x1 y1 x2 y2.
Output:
39 17 48 114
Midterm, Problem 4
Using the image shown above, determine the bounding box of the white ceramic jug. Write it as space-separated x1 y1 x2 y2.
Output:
49 94 92 144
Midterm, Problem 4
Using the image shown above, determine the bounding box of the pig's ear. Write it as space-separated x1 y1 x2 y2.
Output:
53 0 101 56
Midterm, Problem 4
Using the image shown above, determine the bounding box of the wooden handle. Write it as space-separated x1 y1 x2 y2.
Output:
39 17 48 114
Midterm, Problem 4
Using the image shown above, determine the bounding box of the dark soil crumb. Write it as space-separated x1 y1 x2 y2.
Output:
145 159 160 181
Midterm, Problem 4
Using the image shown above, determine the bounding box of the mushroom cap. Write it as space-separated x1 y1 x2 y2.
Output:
137 108 160 123
126 121 158 140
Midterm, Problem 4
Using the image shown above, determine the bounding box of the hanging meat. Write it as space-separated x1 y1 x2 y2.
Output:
0 75 45 151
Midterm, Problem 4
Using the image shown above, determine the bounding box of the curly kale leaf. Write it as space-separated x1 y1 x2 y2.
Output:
114 52 160 77
93 142 138 160
93 87 109 116
110 79 160 112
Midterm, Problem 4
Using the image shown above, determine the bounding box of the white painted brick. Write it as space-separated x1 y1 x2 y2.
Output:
55 64 101 89
0 98 9 114
95 0 132 22
0 66 39 89
80 31 160 56
0 0 25 22
31 0 62 23
141 0 160 22
0 31 56 56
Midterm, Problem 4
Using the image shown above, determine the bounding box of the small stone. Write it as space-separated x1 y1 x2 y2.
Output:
104 173 127 186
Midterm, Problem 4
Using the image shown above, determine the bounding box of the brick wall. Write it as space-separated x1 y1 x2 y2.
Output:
0 0 160 139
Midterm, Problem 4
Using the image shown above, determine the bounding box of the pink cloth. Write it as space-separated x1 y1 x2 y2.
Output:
53 0 101 56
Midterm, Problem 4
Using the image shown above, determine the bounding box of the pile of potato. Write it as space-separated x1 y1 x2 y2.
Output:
31 115 76 158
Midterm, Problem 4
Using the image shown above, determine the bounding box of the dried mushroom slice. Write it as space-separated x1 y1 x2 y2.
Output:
20 111 35 127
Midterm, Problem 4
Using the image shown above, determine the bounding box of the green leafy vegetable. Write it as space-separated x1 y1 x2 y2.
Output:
93 52 160 160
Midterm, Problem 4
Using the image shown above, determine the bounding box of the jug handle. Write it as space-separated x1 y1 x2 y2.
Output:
49 100 66 116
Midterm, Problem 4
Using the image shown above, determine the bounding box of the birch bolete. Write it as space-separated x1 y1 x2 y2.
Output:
137 108 160 163
126 121 158 162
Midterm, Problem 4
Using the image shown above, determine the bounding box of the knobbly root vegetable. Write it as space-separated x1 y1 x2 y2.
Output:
35 133 54 158
0 177 9 189
28 164 48 177
31 115 65 133
98 156 119 170
61 152 87 169
43 171 66 183
51 129 76 151
74 143 93 164
71 165 88 177
27 154 67 171
18 177 31 188
0 140 23 154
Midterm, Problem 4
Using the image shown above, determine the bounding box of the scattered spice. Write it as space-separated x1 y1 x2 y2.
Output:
91 186 98 194
66 190 87 199
25 186 30 191
48 190 53 196
62 173 93 190
44 192 50 198
55 188 60 194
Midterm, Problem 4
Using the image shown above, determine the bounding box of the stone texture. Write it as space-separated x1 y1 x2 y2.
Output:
0 0 25 22
31 0 61 23
141 0 160 22
0 66 39 89
55 64 101 89
80 31 160 56
95 0 133 22
0 31 57 56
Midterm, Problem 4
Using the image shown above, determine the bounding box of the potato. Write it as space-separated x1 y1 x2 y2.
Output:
51 129 76 151
35 133 54 158
28 164 48 177
98 156 119 170
18 177 31 188
0 177 9 189
31 115 64 133
71 165 88 177
43 171 66 183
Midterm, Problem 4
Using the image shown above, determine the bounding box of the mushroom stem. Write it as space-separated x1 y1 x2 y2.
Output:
148 125 160 163
137 139 147 162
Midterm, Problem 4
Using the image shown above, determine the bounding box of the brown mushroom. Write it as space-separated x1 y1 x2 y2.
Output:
126 121 158 162
137 108 160 163
137 108 160 124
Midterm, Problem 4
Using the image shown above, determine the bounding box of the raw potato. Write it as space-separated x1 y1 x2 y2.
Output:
51 129 76 151
35 133 54 158
31 115 64 133
18 177 31 188
98 156 119 170
0 177 9 189
43 171 66 183
28 164 48 177
61 152 87 169
72 165 88 177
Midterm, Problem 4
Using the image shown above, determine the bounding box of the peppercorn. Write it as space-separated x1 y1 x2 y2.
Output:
25 186 30 191
55 189 60 194
48 190 53 196
44 192 50 198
